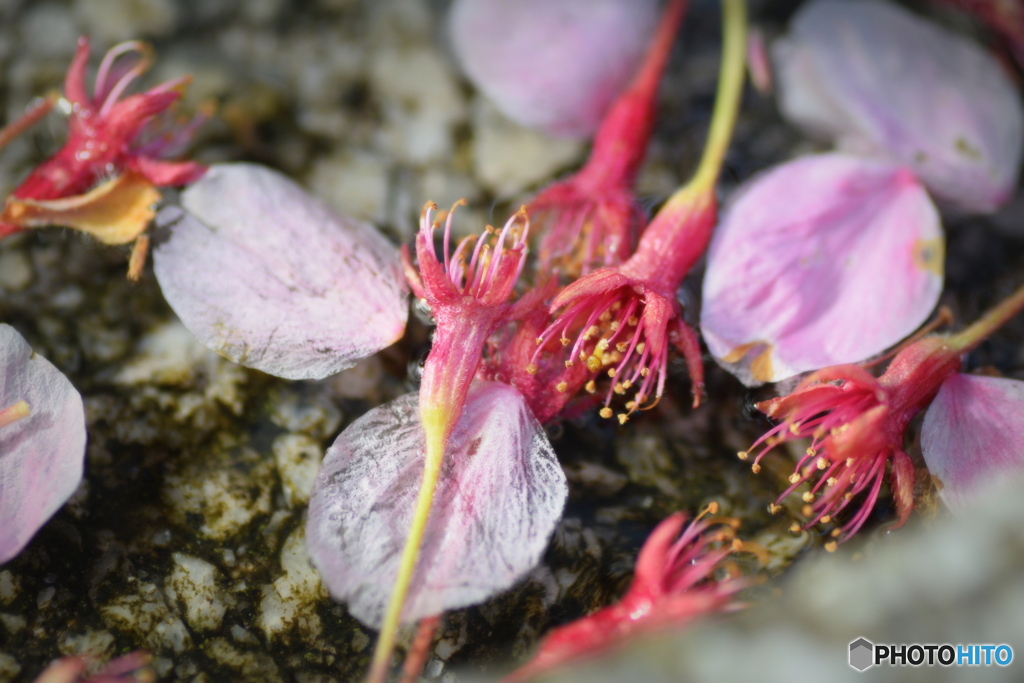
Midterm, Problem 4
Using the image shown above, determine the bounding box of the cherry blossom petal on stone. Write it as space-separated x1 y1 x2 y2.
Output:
305 381 567 627
153 163 408 380
448 0 659 139
774 0 1023 213
922 373 1024 513
701 153 944 385
0 324 87 564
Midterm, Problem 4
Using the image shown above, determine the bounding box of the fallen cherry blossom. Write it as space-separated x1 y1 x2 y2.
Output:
447 0 659 138
525 0 748 421
1 37 206 278
742 279 1024 545
152 162 408 380
1 324 87 564
773 0 1023 213
504 506 757 681
921 373 1024 513
305 380 566 627
529 0 689 277
701 153 944 386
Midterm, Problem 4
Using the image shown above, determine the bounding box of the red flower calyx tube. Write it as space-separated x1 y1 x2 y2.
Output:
743 281 1024 548
531 0 689 277
530 0 747 422
372 200 531 683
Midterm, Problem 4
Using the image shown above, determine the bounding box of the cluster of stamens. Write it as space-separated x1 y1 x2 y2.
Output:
739 375 893 549
527 287 667 424
418 200 530 304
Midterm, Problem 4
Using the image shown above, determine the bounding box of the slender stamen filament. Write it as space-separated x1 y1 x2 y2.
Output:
96 41 155 117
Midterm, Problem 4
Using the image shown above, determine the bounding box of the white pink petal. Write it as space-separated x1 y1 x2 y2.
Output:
305 381 567 627
0 324 87 564
774 0 1023 213
701 153 943 385
153 163 408 380
922 373 1024 513
448 0 658 138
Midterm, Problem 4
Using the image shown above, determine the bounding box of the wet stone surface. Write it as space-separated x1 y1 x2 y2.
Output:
1 0 1024 681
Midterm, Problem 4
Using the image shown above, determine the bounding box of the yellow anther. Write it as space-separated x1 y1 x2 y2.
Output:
560 337 571 346
731 539 744 551
824 541 838 553
584 325 599 340
767 503 782 515
788 473 801 484
636 342 645 353
525 364 538 375
820 515 832 524
801 505 814 517
599 407 613 419
827 477 838 487
737 451 749 460
564 360 573 368
751 463 762 474
556 382 568 393
802 492 815 503
617 413 628 425
596 339 610 351
611 301 622 311
607 368 617 378
586 356 601 372
845 458 855 467
816 457 830 470
609 321 620 332
585 380 597 393
621 379 632 389
627 316 639 326
616 342 629 353
831 528 842 538
789 522 802 534
613 383 626 395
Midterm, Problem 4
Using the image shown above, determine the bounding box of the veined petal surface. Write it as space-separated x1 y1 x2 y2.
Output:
701 153 943 385
774 0 1023 213
448 0 658 139
0 324 87 564
153 163 408 380
306 381 567 627
922 373 1024 513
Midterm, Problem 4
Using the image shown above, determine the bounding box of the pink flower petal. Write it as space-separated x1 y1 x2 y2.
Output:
306 381 567 627
0 324 86 564
922 373 1024 512
774 0 1024 213
701 153 944 385
153 163 408 380
448 0 659 138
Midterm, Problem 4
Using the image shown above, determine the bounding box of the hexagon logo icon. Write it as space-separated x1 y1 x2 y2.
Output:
849 637 874 671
